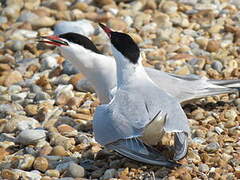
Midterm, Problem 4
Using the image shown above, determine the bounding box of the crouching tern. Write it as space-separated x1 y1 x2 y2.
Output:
39 32 240 104
91 23 191 167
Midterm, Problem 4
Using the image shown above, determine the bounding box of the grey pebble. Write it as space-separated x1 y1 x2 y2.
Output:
30 84 42 93
75 79 95 93
16 129 46 145
198 164 209 172
16 118 40 131
8 85 22 94
62 60 79 75
66 162 85 178
102 168 116 180
34 92 50 102
54 20 94 36
41 56 58 70
192 137 206 144
0 94 11 101
0 16 7 24
0 86 7 93
233 98 240 106
11 40 25 51
18 11 39 22
205 142 220 153
214 127 224 135
211 61 223 72
11 92 28 101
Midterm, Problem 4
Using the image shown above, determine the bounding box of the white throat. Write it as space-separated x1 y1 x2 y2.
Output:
59 42 116 104
111 45 147 87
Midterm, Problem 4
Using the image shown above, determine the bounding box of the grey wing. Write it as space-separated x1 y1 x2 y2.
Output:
140 85 190 160
93 104 121 145
93 91 150 146
107 137 180 167
145 67 238 103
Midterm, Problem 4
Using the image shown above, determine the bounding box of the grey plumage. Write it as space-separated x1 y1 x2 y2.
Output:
145 68 239 103
93 69 190 166
40 34 240 104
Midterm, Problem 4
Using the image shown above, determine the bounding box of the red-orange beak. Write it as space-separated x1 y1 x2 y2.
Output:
38 35 69 46
99 23 112 38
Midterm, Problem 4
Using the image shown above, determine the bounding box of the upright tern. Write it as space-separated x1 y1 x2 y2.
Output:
91 23 191 167
40 33 240 104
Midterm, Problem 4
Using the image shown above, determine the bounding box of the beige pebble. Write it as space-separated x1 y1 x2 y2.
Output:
33 156 49 172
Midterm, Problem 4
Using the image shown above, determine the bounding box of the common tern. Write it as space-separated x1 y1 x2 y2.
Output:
40 33 240 104
92 23 190 167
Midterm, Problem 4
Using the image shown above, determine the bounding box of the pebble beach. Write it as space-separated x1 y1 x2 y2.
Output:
0 0 239 179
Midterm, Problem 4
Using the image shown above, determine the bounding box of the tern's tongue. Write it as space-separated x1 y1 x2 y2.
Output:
99 23 112 38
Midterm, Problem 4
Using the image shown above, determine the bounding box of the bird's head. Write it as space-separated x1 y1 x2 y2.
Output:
99 23 140 64
39 32 101 55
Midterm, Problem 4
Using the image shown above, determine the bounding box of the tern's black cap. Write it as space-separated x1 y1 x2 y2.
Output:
59 32 101 54
110 32 140 64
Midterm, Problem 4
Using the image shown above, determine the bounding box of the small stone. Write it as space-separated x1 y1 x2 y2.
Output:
33 157 48 172
0 147 10 161
206 40 220 52
16 118 40 131
205 142 220 153
154 13 172 29
25 104 38 116
62 60 79 75
234 98 240 106
11 92 28 102
224 109 237 121
107 18 127 31
31 16 56 28
175 65 191 75
0 63 11 71
196 37 208 49
103 168 116 180
0 70 23 87
91 168 105 178
34 92 50 102
66 162 85 178
75 79 95 93
39 145 53 156
57 124 78 137
45 169 60 177
51 145 67 156
24 0 40 10
229 59 238 69
41 56 59 70
94 0 114 6
16 129 46 145
18 154 35 170
10 40 25 51
187 151 201 163
199 164 209 172
8 85 22 94
50 0 67 11
54 20 94 36
214 127 224 134
2 5 21 21
211 61 223 72
161 1 178 14
225 121 237 128
235 166 240 179
1 169 20 180
16 169 42 180
55 84 74 105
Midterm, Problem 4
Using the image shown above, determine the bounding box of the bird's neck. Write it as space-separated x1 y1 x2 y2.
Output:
59 46 116 103
112 46 147 87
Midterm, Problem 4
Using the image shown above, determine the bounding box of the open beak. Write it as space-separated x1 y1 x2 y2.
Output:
38 35 69 46
99 23 112 38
